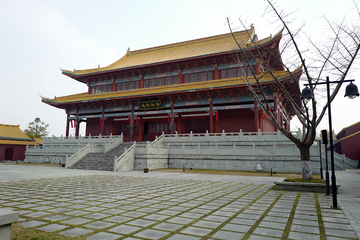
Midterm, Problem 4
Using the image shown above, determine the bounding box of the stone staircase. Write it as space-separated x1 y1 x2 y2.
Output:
70 142 133 171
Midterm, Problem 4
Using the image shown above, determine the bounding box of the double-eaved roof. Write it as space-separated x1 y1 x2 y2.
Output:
61 25 281 79
0 124 37 146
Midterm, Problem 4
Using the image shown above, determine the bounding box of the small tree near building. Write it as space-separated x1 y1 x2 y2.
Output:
24 118 49 139
228 0 360 179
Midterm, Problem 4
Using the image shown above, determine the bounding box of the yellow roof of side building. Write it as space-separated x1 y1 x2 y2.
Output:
0 124 37 146
61 25 280 77
43 67 301 106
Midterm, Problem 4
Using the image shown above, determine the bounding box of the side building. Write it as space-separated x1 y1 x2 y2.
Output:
42 26 302 142
0 124 37 161
334 121 360 167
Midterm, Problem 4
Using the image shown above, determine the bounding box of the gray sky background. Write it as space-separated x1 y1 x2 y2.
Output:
1 0 359 137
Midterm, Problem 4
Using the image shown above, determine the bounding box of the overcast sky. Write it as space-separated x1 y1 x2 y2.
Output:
1 0 359 137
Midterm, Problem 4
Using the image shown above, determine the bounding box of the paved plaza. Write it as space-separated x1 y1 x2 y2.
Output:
0 165 359 239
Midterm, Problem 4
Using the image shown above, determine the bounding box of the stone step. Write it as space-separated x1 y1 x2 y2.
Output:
70 142 134 171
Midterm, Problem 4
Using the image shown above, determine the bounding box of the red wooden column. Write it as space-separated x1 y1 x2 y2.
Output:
75 109 80 137
139 117 143 142
170 101 175 133
209 98 214 133
178 69 183 84
254 99 259 131
273 94 279 131
214 64 219 80
130 105 134 141
112 79 116 92
140 75 144 88
101 107 105 135
65 111 70 137
177 114 182 134
255 60 261 75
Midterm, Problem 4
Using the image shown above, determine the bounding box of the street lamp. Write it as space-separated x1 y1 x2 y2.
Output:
301 76 359 209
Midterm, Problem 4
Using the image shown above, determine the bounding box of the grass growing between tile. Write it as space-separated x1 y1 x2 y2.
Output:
281 192 300 239
285 178 325 183
239 188 285 240
11 224 83 240
155 168 321 179
314 193 327 240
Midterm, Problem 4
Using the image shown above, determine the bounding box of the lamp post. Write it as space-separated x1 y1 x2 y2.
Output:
301 76 359 209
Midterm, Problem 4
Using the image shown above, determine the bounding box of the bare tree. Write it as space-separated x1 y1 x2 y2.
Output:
228 0 360 179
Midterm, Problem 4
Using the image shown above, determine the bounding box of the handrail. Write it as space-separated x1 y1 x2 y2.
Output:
321 150 358 169
44 134 120 140
163 130 298 142
104 133 123 153
65 143 91 169
113 142 136 171
150 132 164 146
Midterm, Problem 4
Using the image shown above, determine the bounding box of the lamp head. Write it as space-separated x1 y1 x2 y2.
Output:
344 82 359 99
301 86 313 103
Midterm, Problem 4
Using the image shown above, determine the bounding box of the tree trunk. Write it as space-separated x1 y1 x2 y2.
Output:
299 146 312 179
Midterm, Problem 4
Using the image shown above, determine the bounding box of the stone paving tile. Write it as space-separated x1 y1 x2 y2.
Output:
230 218 257 225
322 216 350 224
25 211 50 218
61 217 93 225
84 212 111 219
221 223 252 233
102 209 126 215
64 210 91 216
108 224 141 234
193 220 222 229
290 224 320 235
42 214 70 221
292 215 319 225
253 227 284 238
167 234 201 240
247 235 280 239
288 231 321 240
203 215 229 222
167 216 194 224
258 220 286 230
84 221 116 229
134 229 169 239
324 228 358 239
87 231 122 240
181 226 213 236
153 222 184 231
36 223 68 232
211 230 246 239
20 220 48 228
127 219 156 227
83 206 108 212
121 211 148 218
2 173 360 240
18 210 33 215
60 227 93 237
323 221 353 230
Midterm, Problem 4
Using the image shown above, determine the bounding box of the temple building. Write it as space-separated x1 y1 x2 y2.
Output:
0 124 37 161
42 25 302 142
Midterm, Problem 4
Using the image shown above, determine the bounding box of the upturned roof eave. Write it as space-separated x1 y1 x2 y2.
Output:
43 67 301 109
62 33 283 82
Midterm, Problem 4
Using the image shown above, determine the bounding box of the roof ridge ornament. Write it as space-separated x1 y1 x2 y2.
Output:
127 47 131 55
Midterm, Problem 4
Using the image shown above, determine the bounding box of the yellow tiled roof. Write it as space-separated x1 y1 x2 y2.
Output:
43 67 301 105
34 138 44 145
61 25 278 76
0 124 34 143
0 139 37 146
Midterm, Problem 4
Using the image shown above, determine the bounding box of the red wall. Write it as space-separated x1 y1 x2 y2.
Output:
217 109 255 132
86 118 112 136
0 145 27 161
340 135 360 167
